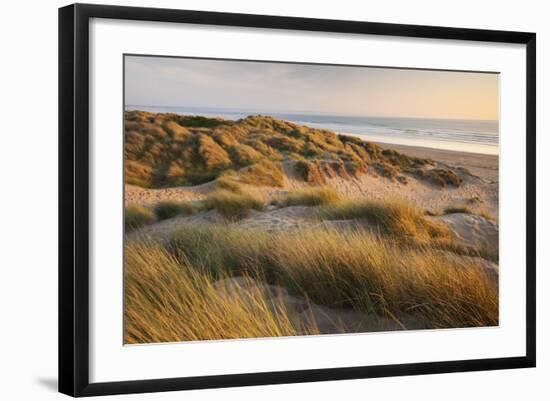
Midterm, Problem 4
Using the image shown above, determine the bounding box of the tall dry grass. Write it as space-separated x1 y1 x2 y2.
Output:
125 241 318 344
277 187 342 207
125 223 498 343
153 201 196 220
125 206 154 231
165 226 498 330
203 190 264 219
318 199 451 244
239 159 285 187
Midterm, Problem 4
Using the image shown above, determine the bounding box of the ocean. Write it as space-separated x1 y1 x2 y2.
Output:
126 106 499 156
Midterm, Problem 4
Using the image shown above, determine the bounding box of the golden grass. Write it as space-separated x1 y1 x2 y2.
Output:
239 160 285 187
124 160 154 188
125 192 499 343
203 190 264 219
125 206 154 231
442 206 498 223
197 134 232 171
230 143 263 166
443 206 473 215
294 160 327 185
164 226 498 331
318 199 452 244
215 175 244 193
124 241 317 344
153 201 196 221
124 111 458 189
277 187 342 207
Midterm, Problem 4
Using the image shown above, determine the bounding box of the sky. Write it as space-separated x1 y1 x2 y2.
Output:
125 56 499 121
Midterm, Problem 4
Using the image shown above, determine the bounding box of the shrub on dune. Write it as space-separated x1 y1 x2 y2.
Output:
278 187 341 207
318 199 451 244
203 190 264 219
196 134 232 171
239 160 285 187
153 201 196 221
426 169 463 188
125 206 155 231
125 160 154 188
162 120 191 141
215 175 244 193
294 160 327 185
243 138 282 160
176 115 223 128
230 143 263 166
376 162 400 180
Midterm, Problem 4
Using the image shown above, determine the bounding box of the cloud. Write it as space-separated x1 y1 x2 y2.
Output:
124 55 498 120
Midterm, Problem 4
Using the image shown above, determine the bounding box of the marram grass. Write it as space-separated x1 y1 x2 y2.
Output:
125 224 498 343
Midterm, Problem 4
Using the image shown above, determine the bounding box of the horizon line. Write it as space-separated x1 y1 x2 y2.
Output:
125 104 499 123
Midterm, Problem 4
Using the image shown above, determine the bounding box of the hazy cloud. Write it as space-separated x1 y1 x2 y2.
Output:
125 55 498 120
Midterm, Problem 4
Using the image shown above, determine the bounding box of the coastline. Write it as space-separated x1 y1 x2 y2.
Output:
369 140 499 183
337 131 498 156
127 106 499 156
124 111 499 217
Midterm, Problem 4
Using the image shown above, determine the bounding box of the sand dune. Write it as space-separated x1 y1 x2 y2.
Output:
126 143 498 218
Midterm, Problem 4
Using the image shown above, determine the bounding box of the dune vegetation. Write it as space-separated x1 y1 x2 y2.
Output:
318 199 451 242
125 241 318 343
203 190 264 219
123 111 498 344
124 111 463 189
125 206 155 231
153 201 196 220
275 186 342 207
125 223 498 343
438 206 497 223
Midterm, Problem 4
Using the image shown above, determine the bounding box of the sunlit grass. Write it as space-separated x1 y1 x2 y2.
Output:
203 190 264 219
153 201 196 220
276 187 342 207
163 226 498 331
318 198 452 244
125 206 154 231
125 241 319 344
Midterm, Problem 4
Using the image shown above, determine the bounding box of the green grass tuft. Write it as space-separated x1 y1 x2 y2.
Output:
203 190 264 219
125 206 155 231
318 199 451 244
153 201 196 221
278 187 341 207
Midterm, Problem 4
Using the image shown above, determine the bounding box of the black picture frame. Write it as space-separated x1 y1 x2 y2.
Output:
59 3 536 397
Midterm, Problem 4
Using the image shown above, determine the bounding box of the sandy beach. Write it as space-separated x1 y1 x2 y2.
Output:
374 142 499 183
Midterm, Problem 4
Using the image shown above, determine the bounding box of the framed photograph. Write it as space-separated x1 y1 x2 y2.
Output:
58 3 536 397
